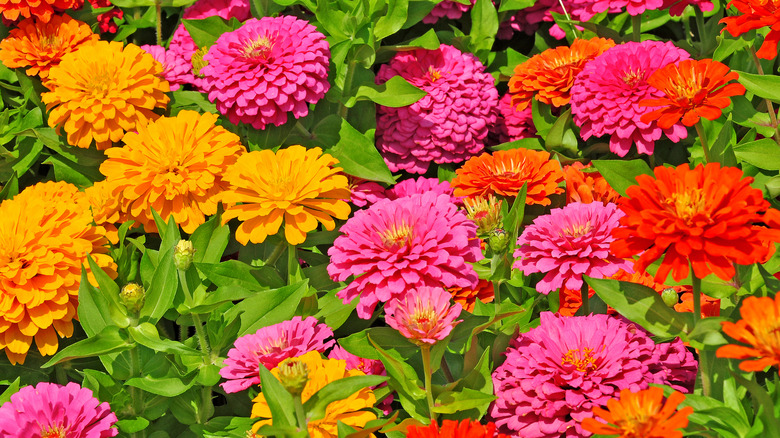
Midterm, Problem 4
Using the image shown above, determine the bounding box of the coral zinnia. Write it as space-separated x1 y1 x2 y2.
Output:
220 316 335 393
581 386 693 438
509 37 615 111
513 201 632 294
221 146 351 246
0 181 115 364
201 16 330 129
328 192 483 319
375 44 498 174
640 59 746 129
0 14 98 79
385 286 463 345
407 419 510 438
563 162 621 205
720 0 780 59
251 351 377 437
611 163 780 283
451 148 564 203
449 279 495 312
0 0 80 22
717 294 780 373
570 41 690 157
0 382 118 437
490 312 695 438
99 110 245 234
42 41 170 150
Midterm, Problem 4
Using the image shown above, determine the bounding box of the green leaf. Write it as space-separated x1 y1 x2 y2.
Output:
304 375 387 421
194 260 279 291
433 388 496 414
544 108 578 156
128 322 203 356
140 246 178 324
43 153 102 188
531 99 556 138
687 317 729 348
189 214 230 265
591 159 653 197
86 255 130 327
0 172 18 200
733 139 780 171
399 28 440 50
257 365 296 427
42 326 134 367
350 76 425 108
170 90 217 114
125 375 195 397
498 0 534 12
0 377 20 405
183 17 242 48
374 0 409 40
469 0 498 60
367 334 428 421
116 417 150 434
328 118 394 184
709 120 738 167
76 268 116 337
151 209 182 258
735 70 780 103
230 281 310 335
340 327 419 360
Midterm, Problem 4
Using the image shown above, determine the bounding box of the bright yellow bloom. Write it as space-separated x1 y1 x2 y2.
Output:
42 41 170 150
251 351 377 438
221 146 351 245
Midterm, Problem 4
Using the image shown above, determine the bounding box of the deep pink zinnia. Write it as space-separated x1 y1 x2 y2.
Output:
0 382 118 437
659 0 713 15
375 44 498 174
385 285 463 345
423 0 476 23
492 93 537 144
513 201 632 294
140 44 192 91
328 192 483 319
201 15 330 130
570 41 690 157
499 0 616 40
490 312 696 438
386 177 458 203
219 316 335 393
348 177 387 208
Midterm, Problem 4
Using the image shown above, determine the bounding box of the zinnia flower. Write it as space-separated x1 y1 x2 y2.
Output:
0 0 80 22
490 312 696 438
717 294 780 373
407 419 510 438
220 316 335 393
0 14 98 79
563 162 621 205
423 0 475 23
385 286 463 345
491 93 537 144
84 179 125 245
570 41 690 156
0 181 115 364
449 279 495 312
140 44 193 91
328 192 483 319
42 41 170 150
347 177 386 207
328 345 393 413
386 177 458 203
611 163 780 283
514 202 632 294
251 351 377 438
221 146 351 246
674 289 721 317
661 0 713 15
509 37 616 111
581 386 693 438
375 44 498 174
88 0 123 33
99 110 245 234
640 59 746 128
0 382 118 437
720 0 780 59
451 148 564 203
201 15 330 129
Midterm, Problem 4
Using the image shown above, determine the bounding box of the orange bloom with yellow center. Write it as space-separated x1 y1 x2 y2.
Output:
509 37 616 111
99 110 246 234
251 351 377 438
451 148 564 205
720 0 780 59
221 146 352 246
640 59 746 129
0 14 97 79
42 41 170 150
717 294 780 373
611 163 779 283
0 181 116 365
0 0 80 22
563 162 620 205
581 386 693 438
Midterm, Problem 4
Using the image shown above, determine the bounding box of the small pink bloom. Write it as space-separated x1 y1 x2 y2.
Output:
140 44 193 91
385 286 463 345
348 177 387 208
423 0 475 23
491 93 537 144
386 177 458 203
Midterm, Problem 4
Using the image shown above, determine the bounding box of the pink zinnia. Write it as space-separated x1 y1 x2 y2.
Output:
513 202 632 294
0 382 118 437
140 44 192 91
219 316 335 393
375 45 498 174
492 93 537 144
499 0 616 39
589 0 662 15
348 177 387 208
201 16 330 130
660 0 713 15
385 286 463 345
490 312 696 438
386 177 458 203
328 192 483 318
570 41 689 156
423 0 476 23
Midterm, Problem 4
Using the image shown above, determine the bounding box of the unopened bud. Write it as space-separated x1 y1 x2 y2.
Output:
488 228 509 253
174 240 195 271
120 283 145 314
276 357 310 396
661 287 679 308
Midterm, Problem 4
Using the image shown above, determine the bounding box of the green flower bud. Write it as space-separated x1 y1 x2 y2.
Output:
488 228 509 253
276 357 310 397
174 240 195 271
120 283 145 314
661 287 679 308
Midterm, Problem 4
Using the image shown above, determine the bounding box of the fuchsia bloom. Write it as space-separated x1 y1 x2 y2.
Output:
219 316 335 393
499 0 617 39
570 41 689 156
201 16 330 129
490 312 696 438
513 202 632 294
423 0 476 23
328 192 483 319
386 177 458 203
0 382 118 437
375 45 498 174
348 178 387 207
386 286 463 345
492 93 537 144
141 44 193 91
660 0 713 14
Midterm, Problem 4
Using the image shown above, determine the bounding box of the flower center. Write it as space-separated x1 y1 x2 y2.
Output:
667 70 703 100
258 337 288 356
85 66 115 95
622 68 644 86
40 34 62 49
41 425 67 438
409 302 437 332
665 188 706 223
562 221 593 238
243 36 273 59
380 222 413 248
427 66 443 82
561 347 598 373
191 46 209 78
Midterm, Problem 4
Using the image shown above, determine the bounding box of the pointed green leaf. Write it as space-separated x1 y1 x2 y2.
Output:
303 375 387 421
42 326 134 367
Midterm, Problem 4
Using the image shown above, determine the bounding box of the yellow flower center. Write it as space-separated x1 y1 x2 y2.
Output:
380 222 413 249
665 188 706 223
39 35 62 49
85 66 115 95
427 66 443 82
561 347 598 373
409 302 437 332
41 425 67 438
667 69 703 100
622 68 644 86
562 221 593 238
244 36 273 59
191 46 209 78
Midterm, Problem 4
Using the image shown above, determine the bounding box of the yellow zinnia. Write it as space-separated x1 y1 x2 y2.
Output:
221 146 351 245
251 351 377 438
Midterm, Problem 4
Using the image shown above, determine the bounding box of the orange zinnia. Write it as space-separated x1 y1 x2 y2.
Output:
717 294 780 373
0 14 97 79
509 37 615 111
0 0 80 22
720 0 780 59
451 148 564 204
221 146 352 246
448 279 495 312
83 179 126 245
42 41 170 150
611 163 779 283
581 386 693 438
640 59 746 129
675 290 720 317
563 162 620 205
100 110 246 234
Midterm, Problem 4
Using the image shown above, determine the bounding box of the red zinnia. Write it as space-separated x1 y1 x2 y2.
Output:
407 419 510 438
720 0 780 60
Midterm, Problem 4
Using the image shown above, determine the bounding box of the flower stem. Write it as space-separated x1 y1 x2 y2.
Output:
694 8 708 55
293 395 308 432
264 239 287 266
154 0 163 47
287 243 302 284
694 121 711 163
129 347 147 438
747 45 780 145
338 60 357 119
580 281 590 315
492 279 502 313
631 15 641 42
191 313 211 356
690 266 712 397
421 345 437 422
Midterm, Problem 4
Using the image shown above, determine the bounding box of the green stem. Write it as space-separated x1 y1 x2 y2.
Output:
492 279 502 313
129 347 146 438
338 60 357 118
178 269 193 306
695 8 708 54
154 0 163 47
292 121 314 141
580 281 590 315
440 357 455 383
690 266 712 397
264 239 287 266
694 121 711 163
287 243 301 284
555 0 580 38
747 45 780 145
631 15 641 42
421 345 437 422
191 313 211 356
293 395 308 431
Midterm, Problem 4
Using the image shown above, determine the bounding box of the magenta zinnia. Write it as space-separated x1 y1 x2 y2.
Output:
385 286 463 345
328 192 483 319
